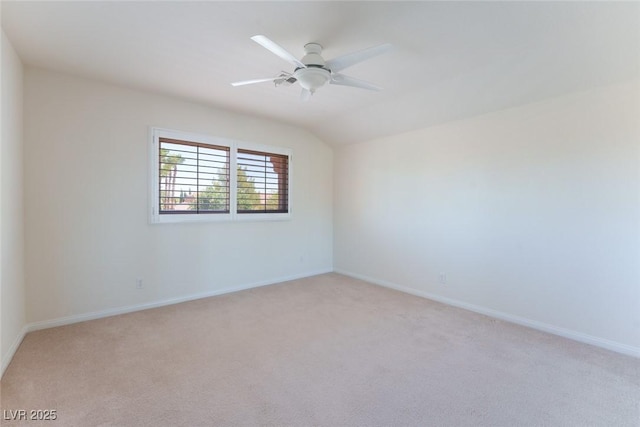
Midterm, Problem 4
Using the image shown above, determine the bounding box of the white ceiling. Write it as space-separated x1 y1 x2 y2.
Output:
2 1 639 146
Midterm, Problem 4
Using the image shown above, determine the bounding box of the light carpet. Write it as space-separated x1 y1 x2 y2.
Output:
1 273 639 426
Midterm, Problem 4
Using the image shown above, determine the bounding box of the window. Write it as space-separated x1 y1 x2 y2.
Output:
237 149 289 214
150 128 291 223
159 139 230 214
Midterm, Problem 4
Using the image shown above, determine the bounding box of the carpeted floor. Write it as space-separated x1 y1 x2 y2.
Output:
1 273 639 426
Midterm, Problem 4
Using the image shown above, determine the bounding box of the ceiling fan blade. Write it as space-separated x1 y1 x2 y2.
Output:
251 35 306 69
300 88 312 102
231 76 282 87
325 43 392 73
330 73 382 91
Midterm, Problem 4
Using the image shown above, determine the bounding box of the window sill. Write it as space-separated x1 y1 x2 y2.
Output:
150 212 292 224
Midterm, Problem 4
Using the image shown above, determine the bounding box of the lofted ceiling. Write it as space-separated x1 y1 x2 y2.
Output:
2 1 639 146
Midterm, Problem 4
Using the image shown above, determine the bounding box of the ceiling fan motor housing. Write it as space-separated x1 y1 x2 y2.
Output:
301 43 326 67
296 43 330 93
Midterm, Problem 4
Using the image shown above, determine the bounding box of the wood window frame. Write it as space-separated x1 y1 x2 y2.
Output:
158 137 231 215
236 148 289 214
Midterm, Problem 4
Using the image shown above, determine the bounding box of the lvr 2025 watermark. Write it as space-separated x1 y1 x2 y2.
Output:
3 409 57 421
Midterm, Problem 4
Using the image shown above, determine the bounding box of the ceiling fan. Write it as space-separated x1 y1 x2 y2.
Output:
231 35 392 101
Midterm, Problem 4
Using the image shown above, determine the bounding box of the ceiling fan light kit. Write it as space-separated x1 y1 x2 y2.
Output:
295 67 330 93
232 35 392 101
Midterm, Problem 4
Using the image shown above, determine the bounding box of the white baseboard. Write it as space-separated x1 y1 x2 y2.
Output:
26 268 333 333
335 269 640 359
1 325 28 378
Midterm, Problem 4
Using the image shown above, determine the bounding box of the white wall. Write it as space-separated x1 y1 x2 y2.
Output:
1 30 26 374
24 67 333 325
334 80 640 355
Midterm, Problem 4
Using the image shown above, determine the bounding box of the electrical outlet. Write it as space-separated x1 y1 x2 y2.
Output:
136 279 143 289
438 273 447 284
